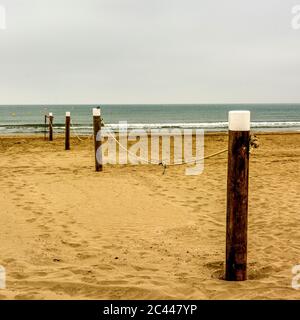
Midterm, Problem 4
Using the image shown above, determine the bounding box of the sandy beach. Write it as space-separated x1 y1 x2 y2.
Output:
0 132 300 300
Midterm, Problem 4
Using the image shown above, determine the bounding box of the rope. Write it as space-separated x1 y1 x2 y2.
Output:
101 125 228 168
182 149 228 165
99 119 260 174
70 120 84 141
70 120 93 141
104 129 161 165
101 119 162 164
44 116 93 142
41 115 259 174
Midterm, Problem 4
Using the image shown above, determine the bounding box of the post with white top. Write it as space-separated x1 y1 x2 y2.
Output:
49 112 53 141
44 114 47 141
65 112 71 150
225 111 250 281
93 108 103 172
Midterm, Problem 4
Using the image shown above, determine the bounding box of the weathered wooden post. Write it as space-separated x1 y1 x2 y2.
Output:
225 110 250 281
49 112 53 141
93 108 102 172
44 114 47 140
65 112 71 150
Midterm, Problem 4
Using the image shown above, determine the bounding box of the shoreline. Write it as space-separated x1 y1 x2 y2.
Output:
1 130 300 139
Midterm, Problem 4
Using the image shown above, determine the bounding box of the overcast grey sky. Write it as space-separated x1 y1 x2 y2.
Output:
0 0 299 104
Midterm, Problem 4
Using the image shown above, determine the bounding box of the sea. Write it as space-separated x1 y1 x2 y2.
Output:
0 104 300 135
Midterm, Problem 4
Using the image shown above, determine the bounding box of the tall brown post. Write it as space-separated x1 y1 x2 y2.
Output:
49 112 53 141
93 108 103 172
65 112 71 150
225 111 250 281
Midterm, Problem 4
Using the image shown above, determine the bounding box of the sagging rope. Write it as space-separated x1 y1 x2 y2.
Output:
44 115 259 174
70 120 85 141
45 115 54 128
101 118 171 168
105 128 161 165
101 118 260 174
44 115 93 142
100 119 237 174
107 131 228 174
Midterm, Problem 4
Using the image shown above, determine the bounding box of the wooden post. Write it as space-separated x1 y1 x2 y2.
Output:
225 111 250 281
65 112 71 150
44 114 47 140
49 112 53 141
93 108 103 172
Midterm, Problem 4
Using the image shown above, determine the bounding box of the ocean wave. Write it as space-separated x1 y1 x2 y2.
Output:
0 121 300 134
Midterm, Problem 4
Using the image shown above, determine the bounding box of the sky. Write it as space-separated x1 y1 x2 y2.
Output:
0 0 300 104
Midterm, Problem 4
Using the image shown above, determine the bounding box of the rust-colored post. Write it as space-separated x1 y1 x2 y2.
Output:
93 108 102 172
44 114 47 140
49 112 53 141
225 111 250 281
65 112 71 150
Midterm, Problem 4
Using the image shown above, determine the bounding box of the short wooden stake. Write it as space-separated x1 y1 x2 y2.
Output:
49 112 53 141
93 108 103 172
225 111 250 281
65 112 71 150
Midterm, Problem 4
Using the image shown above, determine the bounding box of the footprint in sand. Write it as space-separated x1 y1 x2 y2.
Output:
25 201 35 205
32 210 42 215
61 240 82 248
167 195 176 200
70 269 93 276
39 233 50 239
204 261 225 280
39 225 50 231
92 264 114 271
132 265 158 272
35 271 48 277
10 272 29 280
76 253 93 260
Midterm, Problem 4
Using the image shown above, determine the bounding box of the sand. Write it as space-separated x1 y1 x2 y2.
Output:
0 132 299 300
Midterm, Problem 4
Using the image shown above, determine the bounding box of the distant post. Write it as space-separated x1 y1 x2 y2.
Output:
49 112 53 141
225 111 250 281
65 112 71 150
93 108 103 172
44 114 47 140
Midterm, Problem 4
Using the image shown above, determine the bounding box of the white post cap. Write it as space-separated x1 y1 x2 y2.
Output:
93 108 101 116
49 112 53 117
66 112 71 117
228 111 250 131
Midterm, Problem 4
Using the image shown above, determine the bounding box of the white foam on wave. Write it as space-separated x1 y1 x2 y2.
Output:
1 121 300 134
103 121 300 130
